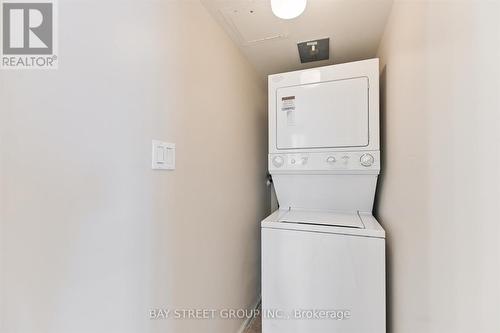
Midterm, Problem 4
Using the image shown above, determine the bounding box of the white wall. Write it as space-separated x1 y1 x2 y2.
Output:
0 1 268 333
376 1 500 332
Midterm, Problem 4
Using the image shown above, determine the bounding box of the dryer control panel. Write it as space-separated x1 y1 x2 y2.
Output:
269 151 380 173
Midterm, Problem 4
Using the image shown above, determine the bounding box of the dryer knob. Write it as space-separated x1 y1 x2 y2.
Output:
272 156 284 168
360 153 375 167
326 156 336 164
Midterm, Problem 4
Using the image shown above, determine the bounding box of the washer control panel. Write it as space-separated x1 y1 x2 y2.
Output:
269 151 380 172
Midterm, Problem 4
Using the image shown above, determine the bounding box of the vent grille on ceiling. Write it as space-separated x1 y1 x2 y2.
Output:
297 38 330 63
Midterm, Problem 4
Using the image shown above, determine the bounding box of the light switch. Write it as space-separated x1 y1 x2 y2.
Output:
152 140 175 170
156 146 166 164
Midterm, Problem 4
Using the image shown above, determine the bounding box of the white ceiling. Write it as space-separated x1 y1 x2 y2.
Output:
202 0 393 76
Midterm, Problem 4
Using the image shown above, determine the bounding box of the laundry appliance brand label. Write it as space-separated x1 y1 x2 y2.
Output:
281 95 296 112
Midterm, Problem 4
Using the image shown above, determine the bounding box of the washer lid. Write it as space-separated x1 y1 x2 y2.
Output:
278 209 365 228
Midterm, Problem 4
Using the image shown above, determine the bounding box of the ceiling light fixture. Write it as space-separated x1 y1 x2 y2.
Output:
271 0 307 20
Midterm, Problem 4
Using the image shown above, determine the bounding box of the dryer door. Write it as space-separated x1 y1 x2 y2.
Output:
276 76 369 150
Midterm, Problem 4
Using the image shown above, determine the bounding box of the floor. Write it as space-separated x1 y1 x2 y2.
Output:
244 312 262 333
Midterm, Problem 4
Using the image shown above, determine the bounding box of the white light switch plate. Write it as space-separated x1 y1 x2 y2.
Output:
152 140 175 170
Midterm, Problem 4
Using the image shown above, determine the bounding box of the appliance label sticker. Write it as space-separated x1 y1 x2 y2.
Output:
281 96 296 112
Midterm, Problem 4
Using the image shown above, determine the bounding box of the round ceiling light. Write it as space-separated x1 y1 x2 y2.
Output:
271 0 307 20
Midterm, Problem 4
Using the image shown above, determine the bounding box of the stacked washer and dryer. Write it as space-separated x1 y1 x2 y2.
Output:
261 59 385 333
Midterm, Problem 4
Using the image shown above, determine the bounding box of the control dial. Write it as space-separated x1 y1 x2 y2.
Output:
272 156 284 168
326 156 336 164
360 153 375 167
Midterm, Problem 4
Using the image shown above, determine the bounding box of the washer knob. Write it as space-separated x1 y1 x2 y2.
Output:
272 156 284 168
326 156 336 164
360 153 375 167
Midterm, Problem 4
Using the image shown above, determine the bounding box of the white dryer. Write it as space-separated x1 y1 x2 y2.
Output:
262 59 385 333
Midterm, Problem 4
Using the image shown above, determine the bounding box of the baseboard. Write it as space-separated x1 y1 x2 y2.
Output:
236 295 261 333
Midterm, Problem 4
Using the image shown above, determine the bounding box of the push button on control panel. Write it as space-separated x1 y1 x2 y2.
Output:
288 155 308 166
326 156 336 164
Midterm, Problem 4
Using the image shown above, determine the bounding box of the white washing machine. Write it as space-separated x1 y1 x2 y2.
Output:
262 59 385 333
